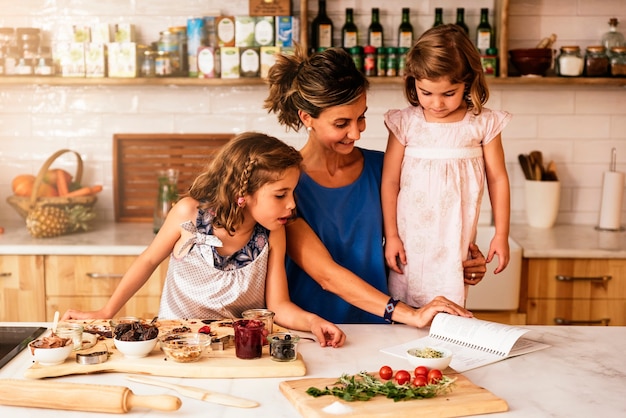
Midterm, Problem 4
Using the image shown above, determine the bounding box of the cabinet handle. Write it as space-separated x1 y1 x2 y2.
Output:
0 272 11 278
555 275 611 283
554 317 610 326
86 273 124 279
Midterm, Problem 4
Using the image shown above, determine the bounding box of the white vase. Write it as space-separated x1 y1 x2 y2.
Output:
524 180 560 228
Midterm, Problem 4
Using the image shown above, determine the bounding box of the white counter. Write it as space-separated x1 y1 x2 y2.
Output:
0 323 624 417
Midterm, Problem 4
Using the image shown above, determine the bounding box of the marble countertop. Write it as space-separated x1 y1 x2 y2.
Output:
0 322 624 417
1 220 626 258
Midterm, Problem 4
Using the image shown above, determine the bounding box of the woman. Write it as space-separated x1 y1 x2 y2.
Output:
264 46 486 327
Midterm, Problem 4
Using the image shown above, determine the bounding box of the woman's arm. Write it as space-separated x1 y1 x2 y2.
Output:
483 134 510 273
286 219 473 328
381 131 407 274
265 227 345 347
61 197 197 320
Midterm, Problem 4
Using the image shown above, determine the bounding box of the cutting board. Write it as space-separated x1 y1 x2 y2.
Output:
280 371 508 418
24 319 306 380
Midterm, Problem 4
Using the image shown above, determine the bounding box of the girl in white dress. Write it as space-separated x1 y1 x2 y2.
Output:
63 132 345 348
381 24 512 308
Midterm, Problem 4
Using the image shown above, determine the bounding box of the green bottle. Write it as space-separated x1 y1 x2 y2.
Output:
433 8 444 27
368 8 384 48
342 8 358 48
455 8 469 35
398 8 413 48
476 8 493 54
311 0 333 52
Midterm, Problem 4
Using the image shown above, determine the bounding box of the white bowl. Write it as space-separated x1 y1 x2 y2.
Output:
113 337 158 358
29 338 73 366
406 346 453 370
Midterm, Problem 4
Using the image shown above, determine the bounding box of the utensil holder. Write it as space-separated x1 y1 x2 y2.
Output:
524 180 560 228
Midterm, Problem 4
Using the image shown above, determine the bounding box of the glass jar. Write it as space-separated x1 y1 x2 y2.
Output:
397 47 409 77
233 319 264 359
153 168 179 233
584 46 610 77
385 47 398 77
242 308 274 345
140 49 156 77
348 46 363 72
376 46 387 76
610 46 626 76
157 30 180 75
556 46 583 77
363 45 376 76
155 50 173 77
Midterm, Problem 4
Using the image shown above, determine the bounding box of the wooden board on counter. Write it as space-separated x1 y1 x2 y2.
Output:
279 372 508 418
24 319 306 379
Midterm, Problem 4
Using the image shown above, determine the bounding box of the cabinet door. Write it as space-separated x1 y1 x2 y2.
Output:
527 298 624 326
0 255 46 321
45 255 168 320
527 259 626 299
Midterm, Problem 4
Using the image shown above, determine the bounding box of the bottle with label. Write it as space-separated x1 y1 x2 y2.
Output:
368 8 384 48
398 8 413 48
476 8 493 54
341 8 358 48
455 8 469 35
601 18 625 56
433 8 444 27
311 0 334 52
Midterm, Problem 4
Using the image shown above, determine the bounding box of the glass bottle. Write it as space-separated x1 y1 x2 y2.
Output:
433 8 444 28
476 8 493 54
601 18 625 56
398 8 413 48
153 168 179 234
368 8 384 48
341 8 358 48
311 0 333 53
455 8 469 35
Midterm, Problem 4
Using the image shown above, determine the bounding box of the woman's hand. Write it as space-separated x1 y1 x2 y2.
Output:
61 308 110 321
463 243 487 286
309 317 346 348
413 296 473 327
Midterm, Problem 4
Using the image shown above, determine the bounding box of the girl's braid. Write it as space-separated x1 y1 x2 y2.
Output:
237 156 257 198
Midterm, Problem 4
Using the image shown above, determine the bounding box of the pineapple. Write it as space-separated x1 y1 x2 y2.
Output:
26 206 70 238
26 205 96 238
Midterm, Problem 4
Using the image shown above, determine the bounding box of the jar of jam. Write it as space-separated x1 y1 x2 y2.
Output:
584 46 610 77
610 46 626 77
556 46 583 77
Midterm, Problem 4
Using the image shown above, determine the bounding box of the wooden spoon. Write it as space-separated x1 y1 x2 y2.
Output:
529 150 544 180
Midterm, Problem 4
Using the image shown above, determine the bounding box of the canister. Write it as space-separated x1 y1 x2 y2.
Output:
363 45 376 76
348 46 363 72
386 47 398 77
584 46 610 77
556 46 583 77
397 47 409 77
610 46 626 76
157 30 180 75
376 46 387 76
155 50 173 76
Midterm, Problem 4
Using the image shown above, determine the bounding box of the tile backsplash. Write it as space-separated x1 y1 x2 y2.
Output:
0 0 625 228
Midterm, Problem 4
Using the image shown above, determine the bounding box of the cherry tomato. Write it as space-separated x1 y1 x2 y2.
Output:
414 366 428 377
412 375 428 387
427 368 443 384
379 365 393 380
395 369 411 385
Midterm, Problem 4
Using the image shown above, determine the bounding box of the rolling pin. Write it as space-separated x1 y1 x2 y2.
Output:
0 379 181 413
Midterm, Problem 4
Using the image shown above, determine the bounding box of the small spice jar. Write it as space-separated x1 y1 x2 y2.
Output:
363 45 376 76
348 46 363 72
610 46 626 77
397 47 409 77
584 46 610 77
376 46 387 76
386 47 398 77
556 46 583 77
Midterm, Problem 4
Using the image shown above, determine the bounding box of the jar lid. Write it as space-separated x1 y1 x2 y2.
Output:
560 46 580 52
348 46 363 53
586 45 606 53
363 45 376 53
486 47 498 55
610 46 626 54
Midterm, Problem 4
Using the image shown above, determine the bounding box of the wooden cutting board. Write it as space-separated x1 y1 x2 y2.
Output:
280 371 508 418
24 319 306 380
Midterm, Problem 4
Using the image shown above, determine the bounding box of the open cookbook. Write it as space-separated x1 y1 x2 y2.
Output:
381 313 550 372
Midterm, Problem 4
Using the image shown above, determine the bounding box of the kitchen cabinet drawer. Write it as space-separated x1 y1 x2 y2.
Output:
44 255 168 321
526 258 626 299
527 298 624 326
0 255 46 321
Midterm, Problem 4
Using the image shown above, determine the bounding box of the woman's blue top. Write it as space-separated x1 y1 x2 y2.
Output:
286 148 388 324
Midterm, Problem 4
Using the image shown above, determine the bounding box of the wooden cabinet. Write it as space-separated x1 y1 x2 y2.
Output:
0 255 46 321
522 258 626 326
44 256 168 321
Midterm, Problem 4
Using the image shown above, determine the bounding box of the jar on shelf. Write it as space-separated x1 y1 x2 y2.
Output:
397 47 409 77
140 49 156 77
610 46 626 76
376 46 387 76
155 50 173 77
348 46 363 72
584 46 610 77
157 30 181 75
363 45 376 76
556 46 583 77
385 47 398 77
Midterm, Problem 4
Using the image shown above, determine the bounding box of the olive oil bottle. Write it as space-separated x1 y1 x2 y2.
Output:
342 8 358 48
476 8 493 54
398 8 413 48
368 8 384 48
455 8 469 35
311 0 333 52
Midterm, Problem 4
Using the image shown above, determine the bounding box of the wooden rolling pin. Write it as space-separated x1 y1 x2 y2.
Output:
0 379 182 413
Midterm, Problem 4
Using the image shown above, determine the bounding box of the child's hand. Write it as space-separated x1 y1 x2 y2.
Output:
384 236 406 274
487 235 510 274
310 318 346 348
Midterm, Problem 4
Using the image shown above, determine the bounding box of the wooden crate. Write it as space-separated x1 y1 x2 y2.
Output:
113 133 233 222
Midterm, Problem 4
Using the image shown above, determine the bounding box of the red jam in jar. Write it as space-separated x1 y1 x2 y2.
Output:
233 319 265 359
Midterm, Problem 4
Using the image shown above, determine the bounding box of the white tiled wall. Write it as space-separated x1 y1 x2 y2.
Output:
0 0 625 227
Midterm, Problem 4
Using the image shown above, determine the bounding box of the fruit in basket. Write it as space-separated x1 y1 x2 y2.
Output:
26 206 70 238
11 174 35 196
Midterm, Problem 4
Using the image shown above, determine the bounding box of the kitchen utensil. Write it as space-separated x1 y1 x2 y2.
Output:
518 154 534 180
126 375 259 408
545 160 558 180
0 379 181 413
51 311 59 335
279 372 508 418
529 150 544 179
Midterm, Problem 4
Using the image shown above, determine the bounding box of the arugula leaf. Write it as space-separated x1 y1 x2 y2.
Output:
306 371 455 402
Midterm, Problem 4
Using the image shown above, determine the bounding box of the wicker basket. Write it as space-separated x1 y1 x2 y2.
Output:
6 149 98 221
